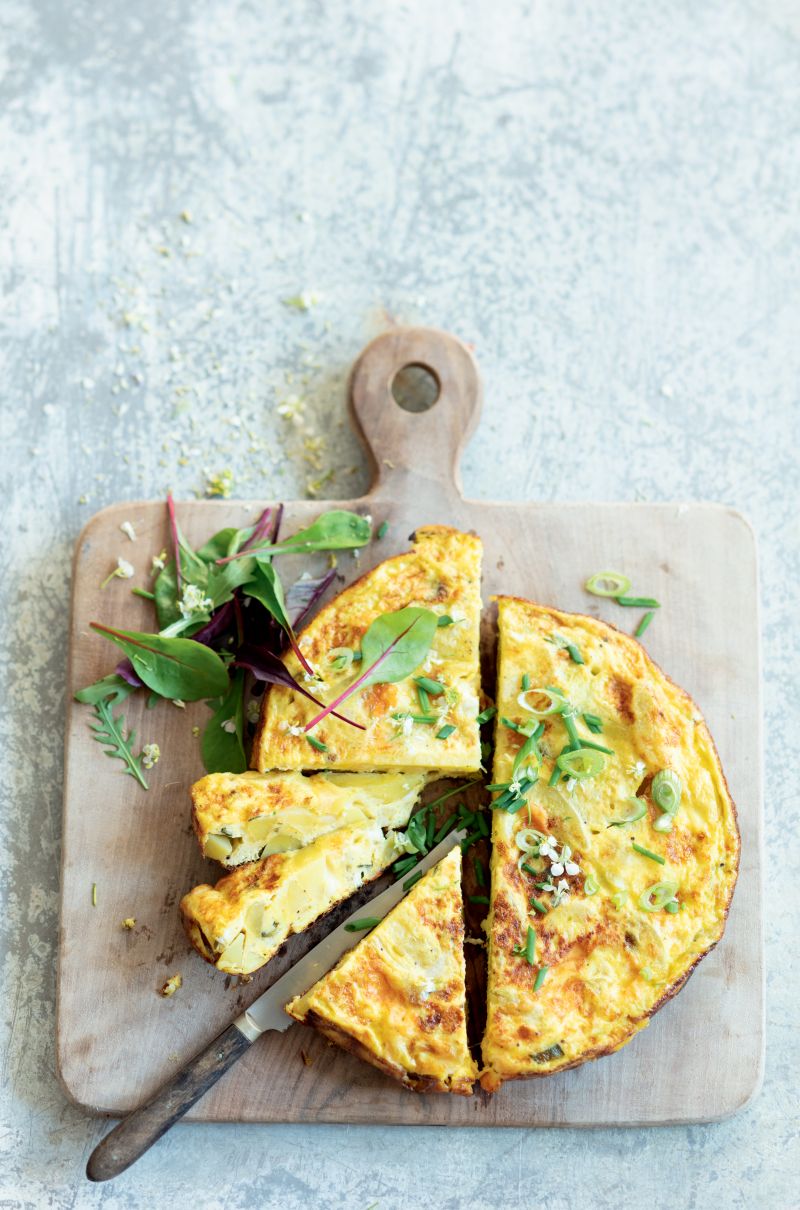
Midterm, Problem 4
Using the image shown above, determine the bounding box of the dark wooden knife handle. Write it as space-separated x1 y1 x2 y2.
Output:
86 1022 252 1182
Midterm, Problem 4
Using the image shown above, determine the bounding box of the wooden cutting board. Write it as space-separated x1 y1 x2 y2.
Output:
58 326 764 1126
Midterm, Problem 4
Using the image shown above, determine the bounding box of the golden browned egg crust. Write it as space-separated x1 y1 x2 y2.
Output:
480 598 740 1091
191 770 429 867
287 845 478 1095
252 526 482 773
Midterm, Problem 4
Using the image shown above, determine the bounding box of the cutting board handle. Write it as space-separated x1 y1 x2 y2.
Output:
349 326 482 508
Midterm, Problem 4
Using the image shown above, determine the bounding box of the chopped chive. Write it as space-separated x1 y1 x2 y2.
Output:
474 857 485 886
469 894 490 905
562 710 581 748
533 965 549 991
513 925 536 965
566 642 584 664
636 610 656 638
615 595 660 608
131 586 156 601
393 856 418 875
521 673 531 692
579 739 615 755
344 917 380 932
436 724 456 740
476 706 497 724
460 830 483 852
414 676 445 696
548 766 562 787
530 897 548 915
425 812 436 847
664 899 680 914
522 862 539 877
376 520 389 539
632 841 666 865
393 712 438 725
416 683 431 713
403 870 423 891
582 712 603 733
425 780 480 811
91 883 97 907
437 614 454 627
432 814 457 844
306 735 328 753
486 781 510 792
476 812 490 837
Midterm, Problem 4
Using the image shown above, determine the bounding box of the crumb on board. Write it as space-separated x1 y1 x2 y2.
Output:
300 1049 313 1067
121 918 136 930
159 974 183 997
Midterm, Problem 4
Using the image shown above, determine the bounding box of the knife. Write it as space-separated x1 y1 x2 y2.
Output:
86 831 463 1182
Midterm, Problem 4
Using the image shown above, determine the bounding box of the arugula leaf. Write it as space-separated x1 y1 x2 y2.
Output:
202 669 246 773
90 623 230 700
244 562 314 675
304 607 437 731
75 673 139 707
88 698 149 788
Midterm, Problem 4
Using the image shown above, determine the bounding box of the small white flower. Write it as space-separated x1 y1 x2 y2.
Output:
246 698 261 724
120 521 137 542
288 725 305 737
565 860 581 876
550 862 565 877
179 583 213 620
628 760 646 779
221 719 237 734
171 699 186 709
151 549 167 573
141 743 160 769
402 716 414 738
116 558 134 578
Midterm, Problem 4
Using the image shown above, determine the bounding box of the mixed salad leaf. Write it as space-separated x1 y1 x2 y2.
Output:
76 498 373 785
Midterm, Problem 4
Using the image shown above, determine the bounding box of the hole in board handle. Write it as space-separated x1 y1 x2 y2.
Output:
391 363 440 413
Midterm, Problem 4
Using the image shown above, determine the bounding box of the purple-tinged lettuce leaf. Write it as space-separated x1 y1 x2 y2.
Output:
235 645 365 730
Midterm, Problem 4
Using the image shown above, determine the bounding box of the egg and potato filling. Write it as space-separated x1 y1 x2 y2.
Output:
287 845 478 1095
181 822 406 976
191 770 429 867
480 597 739 1091
252 526 483 773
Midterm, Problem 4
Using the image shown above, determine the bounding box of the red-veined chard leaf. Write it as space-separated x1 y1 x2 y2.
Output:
244 562 315 675
90 623 230 700
235 645 365 730
215 510 371 565
304 607 438 731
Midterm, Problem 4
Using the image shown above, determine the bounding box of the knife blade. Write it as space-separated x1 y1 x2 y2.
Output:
239 828 464 1037
87 829 464 1183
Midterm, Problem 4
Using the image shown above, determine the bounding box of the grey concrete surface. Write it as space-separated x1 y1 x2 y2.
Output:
1 0 798 1206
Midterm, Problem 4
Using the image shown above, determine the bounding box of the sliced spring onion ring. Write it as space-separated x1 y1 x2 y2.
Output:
638 881 679 912
585 570 632 598
611 891 627 908
664 899 680 914
556 748 606 779
583 874 600 895
516 828 545 853
518 687 568 717
608 797 647 827
652 769 682 815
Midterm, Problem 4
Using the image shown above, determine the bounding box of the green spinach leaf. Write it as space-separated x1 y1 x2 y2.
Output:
202 669 246 773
